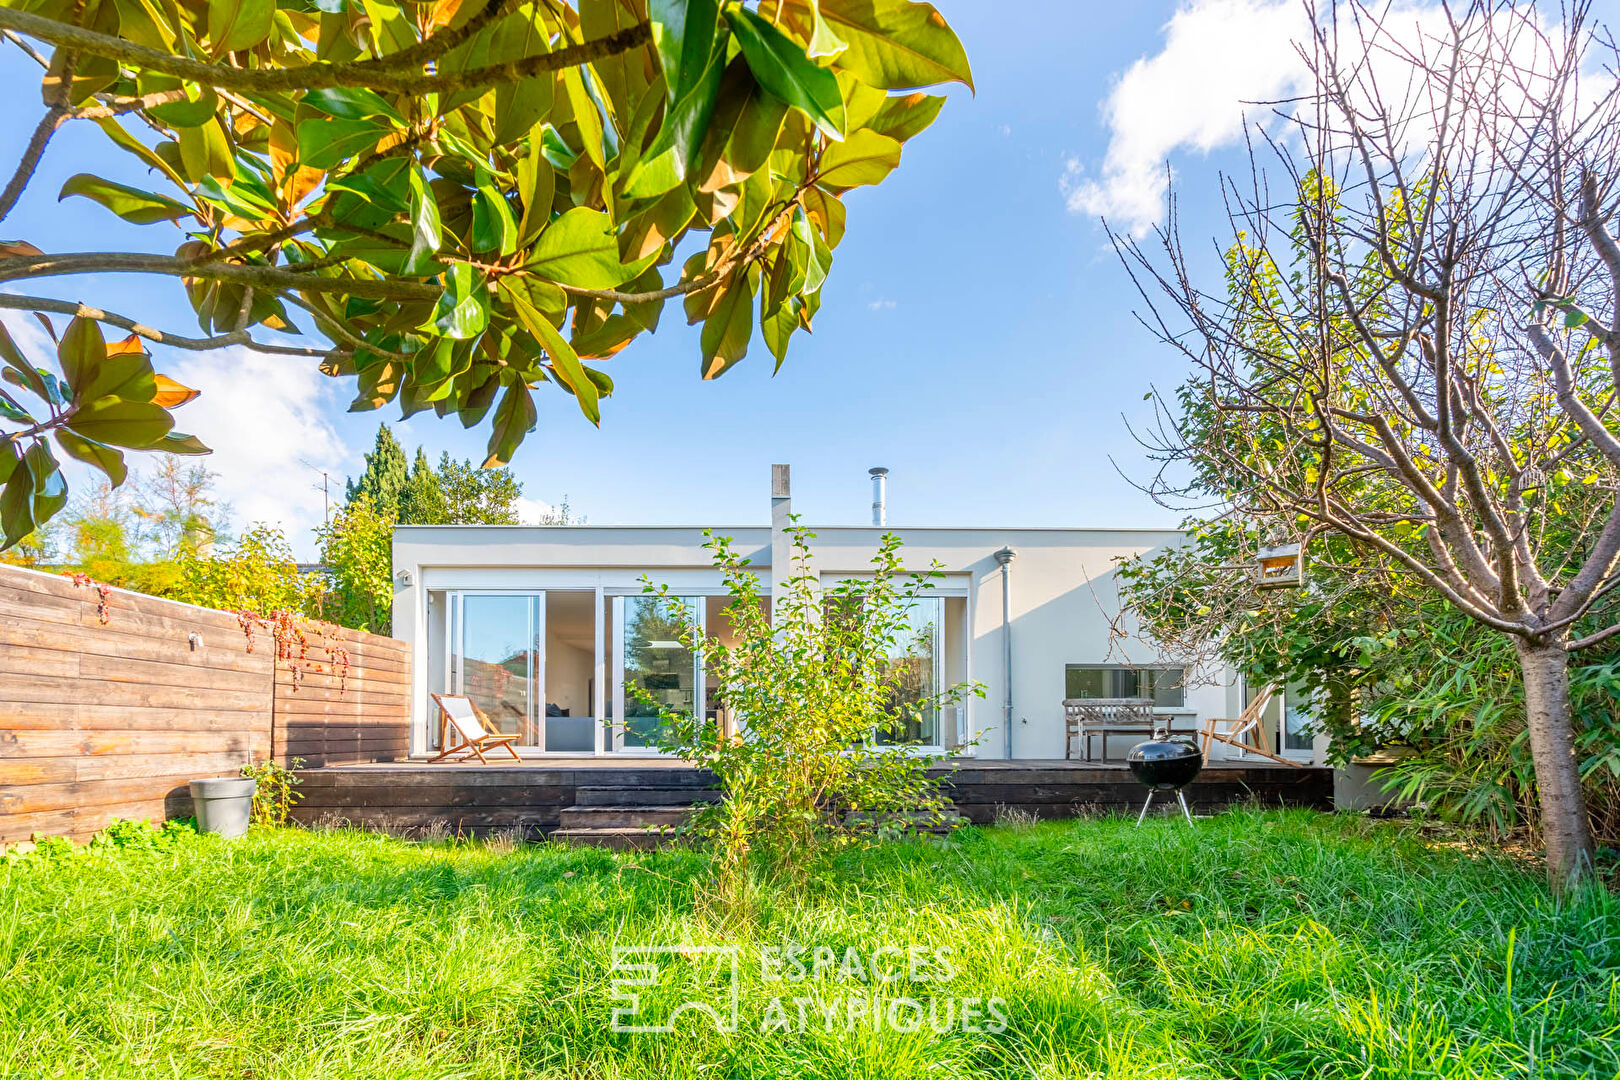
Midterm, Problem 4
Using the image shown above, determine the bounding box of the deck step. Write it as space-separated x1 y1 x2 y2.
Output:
574 785 721 807
557 805 694 829
551 826 682 851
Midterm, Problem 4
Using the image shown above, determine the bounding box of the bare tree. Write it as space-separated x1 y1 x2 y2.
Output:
1115 0 1620 890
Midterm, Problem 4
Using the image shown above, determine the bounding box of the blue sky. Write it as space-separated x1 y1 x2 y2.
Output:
0 0 1521 555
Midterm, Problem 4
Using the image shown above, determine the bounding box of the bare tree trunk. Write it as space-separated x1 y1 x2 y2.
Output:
1514 638 1595 892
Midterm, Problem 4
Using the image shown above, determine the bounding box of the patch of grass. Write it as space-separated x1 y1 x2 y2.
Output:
1 810 1616 1078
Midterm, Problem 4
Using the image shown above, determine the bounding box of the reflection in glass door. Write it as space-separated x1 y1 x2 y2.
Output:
451 594 540 747
877 596 944 747
613 595 701 751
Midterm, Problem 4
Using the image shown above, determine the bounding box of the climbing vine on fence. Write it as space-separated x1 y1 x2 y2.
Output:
234 609 351 694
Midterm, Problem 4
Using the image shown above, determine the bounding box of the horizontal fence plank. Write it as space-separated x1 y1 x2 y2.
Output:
0 773 202 816
1 728 260 759
0 618 271 676
0 751 261 787
0 671 267 711
0 701 268 733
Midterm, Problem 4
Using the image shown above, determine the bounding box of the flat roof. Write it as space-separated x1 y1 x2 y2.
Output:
393 523 1184 534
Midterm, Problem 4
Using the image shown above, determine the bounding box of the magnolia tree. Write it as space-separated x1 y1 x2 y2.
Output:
1114 1 1620 890
0 0 971 545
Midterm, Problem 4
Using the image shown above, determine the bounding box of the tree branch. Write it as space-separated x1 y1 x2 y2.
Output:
0 7 650 98
0 293 334 357
0 251 439 301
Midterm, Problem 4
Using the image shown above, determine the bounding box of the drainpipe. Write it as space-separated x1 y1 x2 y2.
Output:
993 547 1015 759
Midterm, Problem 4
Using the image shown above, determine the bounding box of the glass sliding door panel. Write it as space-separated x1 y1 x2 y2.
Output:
1283 680 1312 753
456 594 537 745
877 597 944 746
544 590 597 752
620 595 700 750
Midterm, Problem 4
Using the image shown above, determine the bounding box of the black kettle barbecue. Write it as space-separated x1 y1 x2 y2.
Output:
1125 726 1204 824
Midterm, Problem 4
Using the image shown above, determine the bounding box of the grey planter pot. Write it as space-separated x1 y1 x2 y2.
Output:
189 776 256 838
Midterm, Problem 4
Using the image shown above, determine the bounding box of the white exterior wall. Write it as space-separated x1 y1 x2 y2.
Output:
392 522 1264 761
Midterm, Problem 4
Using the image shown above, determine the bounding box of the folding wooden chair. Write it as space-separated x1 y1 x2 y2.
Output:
1199 685 1303 767
429 693 523 764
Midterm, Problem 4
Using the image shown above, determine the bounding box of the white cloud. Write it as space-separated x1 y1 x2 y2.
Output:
1064 0 1307 235
161 347 349 551
868 298 897 311
1064 0 1473 236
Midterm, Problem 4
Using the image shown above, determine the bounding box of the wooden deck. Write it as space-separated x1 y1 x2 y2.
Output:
290 758 1333 838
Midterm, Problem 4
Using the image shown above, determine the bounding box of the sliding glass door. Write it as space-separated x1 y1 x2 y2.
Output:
612 595 701 752
448 590 600 753
876 596 945 747
451 594 540 747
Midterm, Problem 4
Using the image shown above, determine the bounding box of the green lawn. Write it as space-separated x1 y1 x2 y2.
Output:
1 810 1615 1079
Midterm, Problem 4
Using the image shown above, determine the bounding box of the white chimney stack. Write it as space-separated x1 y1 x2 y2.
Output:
869 467 888 526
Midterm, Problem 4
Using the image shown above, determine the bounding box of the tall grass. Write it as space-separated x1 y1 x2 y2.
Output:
1 810 1616 1079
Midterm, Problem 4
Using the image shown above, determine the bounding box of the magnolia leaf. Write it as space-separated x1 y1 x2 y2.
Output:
515 142 556 248
539 124 581 171
866 91 945 142
700 265 760 379
725 5 846 140
0 325 47 402
484 378 537 466
561 66 607 169
801 186 846 247
433 263 490 340
801 0 849 60
649 0 722 103
296 116 390 171
57 316 107 398
59 174 194 224
401 166 443 276
152 373 201 408
0 390 31 424
791 206 833 293
527 207 655 289
761 287 801 368
470 166 519 255
696 61 790 192
65 398 175 448
176 118 233 182
143 79 219 128
0 445 34 547
508 284 600 424
23 441 66 526
302 87 404 122
54 429 128 487
815 0 973 91
208 0 275 54
627 0 727 198
0 240 44 259
150 431 211 455
815 129 901 191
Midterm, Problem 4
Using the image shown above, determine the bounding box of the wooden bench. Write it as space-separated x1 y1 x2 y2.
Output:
1063 698 1158 762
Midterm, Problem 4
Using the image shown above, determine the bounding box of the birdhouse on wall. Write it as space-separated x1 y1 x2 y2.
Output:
1255 542 1304 589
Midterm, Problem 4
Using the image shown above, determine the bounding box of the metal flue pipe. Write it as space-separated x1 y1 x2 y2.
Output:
869 467 888 526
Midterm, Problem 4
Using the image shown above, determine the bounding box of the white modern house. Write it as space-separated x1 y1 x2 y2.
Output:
390 466 1321 763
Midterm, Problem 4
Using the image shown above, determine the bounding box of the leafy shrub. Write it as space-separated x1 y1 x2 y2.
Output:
644 525 982 911
242 759 304 827
5 818 197 867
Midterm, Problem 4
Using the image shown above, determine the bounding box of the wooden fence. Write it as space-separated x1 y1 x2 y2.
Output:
0 563 409 844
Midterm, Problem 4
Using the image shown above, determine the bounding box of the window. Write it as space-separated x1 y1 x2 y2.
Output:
1064 665 1185 708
